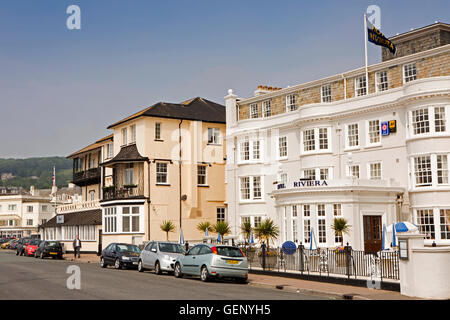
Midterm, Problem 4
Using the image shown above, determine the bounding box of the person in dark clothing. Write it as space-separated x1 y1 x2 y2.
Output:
73 235 81 258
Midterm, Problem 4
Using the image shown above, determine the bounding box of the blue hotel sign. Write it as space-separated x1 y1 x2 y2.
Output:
381 121 390 136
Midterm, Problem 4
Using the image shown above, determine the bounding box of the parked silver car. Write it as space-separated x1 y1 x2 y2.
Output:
138 241 186 274
173 244 248 283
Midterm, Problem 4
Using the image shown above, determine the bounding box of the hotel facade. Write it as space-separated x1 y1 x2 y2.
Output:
225 23 450 251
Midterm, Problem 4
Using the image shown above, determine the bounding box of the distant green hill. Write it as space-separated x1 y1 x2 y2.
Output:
0 157 72 189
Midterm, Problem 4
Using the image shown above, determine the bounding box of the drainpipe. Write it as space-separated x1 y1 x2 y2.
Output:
147 160 151 241
178 120 183 231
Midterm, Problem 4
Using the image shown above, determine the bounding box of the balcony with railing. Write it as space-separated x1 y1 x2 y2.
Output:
72 167 101 187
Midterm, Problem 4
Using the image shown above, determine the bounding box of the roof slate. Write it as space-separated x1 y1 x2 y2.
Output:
40 209 102 228
107 97 225 129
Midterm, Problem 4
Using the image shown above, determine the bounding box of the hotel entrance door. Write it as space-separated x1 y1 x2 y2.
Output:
363 216 382 253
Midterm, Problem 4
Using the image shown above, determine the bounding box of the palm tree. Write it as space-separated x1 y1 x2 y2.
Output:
254 219 279 248
331 218 351 247
160 220 175 241
212 221 231 244
197 221 213 235
240 221 253 246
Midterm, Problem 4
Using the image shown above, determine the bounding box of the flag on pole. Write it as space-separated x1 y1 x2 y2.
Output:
366 16 396 54
52 166 56 187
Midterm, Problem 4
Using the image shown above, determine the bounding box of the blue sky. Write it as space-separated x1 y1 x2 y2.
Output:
0 0 449 158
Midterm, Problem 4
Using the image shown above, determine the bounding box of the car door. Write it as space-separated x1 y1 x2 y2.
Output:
142 242 154 268
183 245 201 275
148 242 159 268
105 244 115 264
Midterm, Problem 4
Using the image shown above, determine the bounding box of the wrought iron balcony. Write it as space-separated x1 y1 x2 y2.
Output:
102 185 145 201
72 167 101 187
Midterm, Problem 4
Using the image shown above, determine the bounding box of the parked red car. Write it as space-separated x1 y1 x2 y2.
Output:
25 239 42 256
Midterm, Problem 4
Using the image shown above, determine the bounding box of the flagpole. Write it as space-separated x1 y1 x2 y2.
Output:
363 13 369 90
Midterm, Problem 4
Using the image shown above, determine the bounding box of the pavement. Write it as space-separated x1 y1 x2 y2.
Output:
61 252 414 300
0 250 331 300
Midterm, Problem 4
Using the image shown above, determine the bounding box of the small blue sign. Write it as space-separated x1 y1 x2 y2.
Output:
281 241 297 255
381 121 390 136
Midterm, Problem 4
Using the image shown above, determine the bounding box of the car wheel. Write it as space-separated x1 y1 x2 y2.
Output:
100 257 106 268
236 277 248 284
155 261 162 275
138 260 144 272
200 266 210 282
174 263 183 278
114 258 121 270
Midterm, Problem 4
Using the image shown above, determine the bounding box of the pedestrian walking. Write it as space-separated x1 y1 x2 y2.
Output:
73 235 82 258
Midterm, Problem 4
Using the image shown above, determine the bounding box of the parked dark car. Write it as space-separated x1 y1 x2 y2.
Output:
16 237 32 256
34 241 63 259
100 243 141 270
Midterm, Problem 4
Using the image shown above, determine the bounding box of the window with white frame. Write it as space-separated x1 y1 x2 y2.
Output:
333 204 342 216
348 165 360 178
414 156 432 187
303 205 311 243
368 119 381 145
27 205 33 213
125 164 134 185
286 94 297 111
121 128 128 145
90 190 95 201
241 216 250 225
252 140 260 160
79 225 96 241
107 143 114 159
263 100 271 117
301 127 331 153
156 162 168 184
346 123 359 148
292 205 299 243
303 129 315 151
355 76 367 96
253 177 262 200
250 103 258 119
303 169 316 180
122 206 140 233
131 125 136 143
27 219 33 226
104 207 117 233
280 173 287 186
283 208 288 242
317 204 326 244
240 177 250 200
197 165 207 185
208 128 220 144
240 138 250 161
8 204 16 211
319 168 329 180
318 128 328 150
403 63 417 83
369 162 382 180
254 216 262 228
321 84 331 103
417 209 435 239
279 136 287 158
434 107 446 132
42 205 48 212
217 207 226 222
411 108 430 135
437 155 448 185
375 70 388 92
155 123 161 140
440 209 450 240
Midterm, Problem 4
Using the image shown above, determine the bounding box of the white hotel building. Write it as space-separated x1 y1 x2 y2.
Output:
225 23 450 251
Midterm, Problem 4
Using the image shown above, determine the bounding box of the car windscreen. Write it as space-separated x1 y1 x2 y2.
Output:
116 244 141 253
158 243 185 254
46 241 61 248
29 240 41 245
216 246 244 258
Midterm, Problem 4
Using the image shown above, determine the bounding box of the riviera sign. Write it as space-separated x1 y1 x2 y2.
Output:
294 180 328 187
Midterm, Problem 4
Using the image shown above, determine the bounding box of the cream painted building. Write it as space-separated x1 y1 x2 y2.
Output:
40 135 112 253
100 97 227 248
225 22 450 251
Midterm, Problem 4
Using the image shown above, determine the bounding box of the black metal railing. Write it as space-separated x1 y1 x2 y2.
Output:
102 186 144 201
241 244 399 281
73 167 101 185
